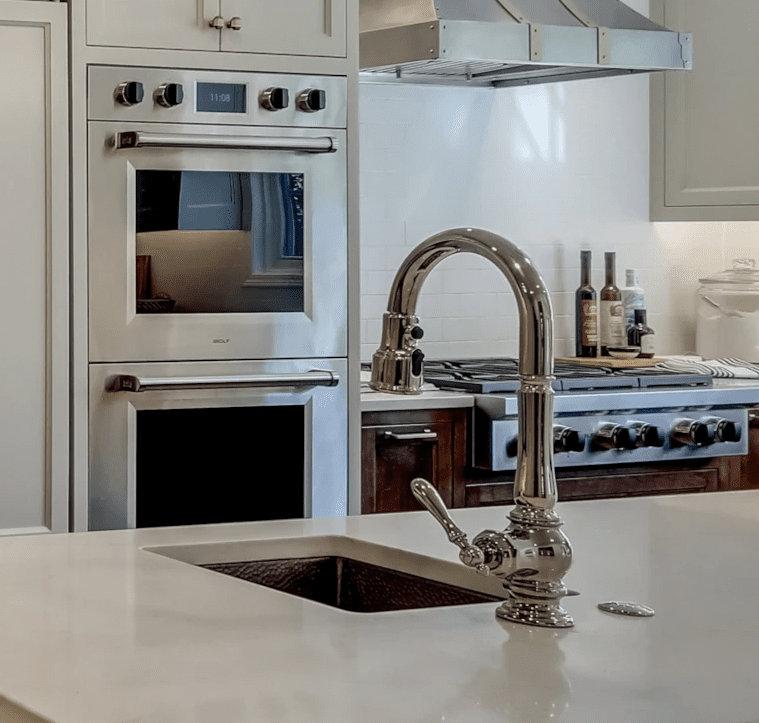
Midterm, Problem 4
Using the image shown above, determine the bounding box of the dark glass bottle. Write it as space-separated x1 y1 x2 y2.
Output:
575 250 598 357
599 251 625 356
628 309 655 358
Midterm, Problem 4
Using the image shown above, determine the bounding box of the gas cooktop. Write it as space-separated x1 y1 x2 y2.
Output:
420 358 713 394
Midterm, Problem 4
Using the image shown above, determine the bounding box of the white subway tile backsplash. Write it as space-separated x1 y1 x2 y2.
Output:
360 294 390 322
358 76 753 362
360 246 386 272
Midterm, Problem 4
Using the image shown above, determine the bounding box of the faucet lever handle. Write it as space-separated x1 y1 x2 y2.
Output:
411 478 488 574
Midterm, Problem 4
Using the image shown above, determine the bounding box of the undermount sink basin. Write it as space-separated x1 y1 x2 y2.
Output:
145 535 508 613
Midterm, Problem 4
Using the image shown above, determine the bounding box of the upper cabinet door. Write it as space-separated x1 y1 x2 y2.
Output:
87 0 222 51
651 0 759 220
220 0 346 57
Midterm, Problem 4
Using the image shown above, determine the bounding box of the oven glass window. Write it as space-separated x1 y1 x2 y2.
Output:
136 405 305 528
135 170 304 314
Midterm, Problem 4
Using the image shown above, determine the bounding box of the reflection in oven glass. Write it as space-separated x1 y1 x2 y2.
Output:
136 405 305 528
135 170 304 314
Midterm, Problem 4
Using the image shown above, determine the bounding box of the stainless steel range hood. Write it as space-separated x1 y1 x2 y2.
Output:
360 0 692 87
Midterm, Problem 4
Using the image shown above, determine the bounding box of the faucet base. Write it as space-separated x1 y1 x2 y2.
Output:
496 598 574 629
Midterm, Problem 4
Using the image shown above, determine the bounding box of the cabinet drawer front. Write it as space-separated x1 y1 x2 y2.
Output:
362 422 454 514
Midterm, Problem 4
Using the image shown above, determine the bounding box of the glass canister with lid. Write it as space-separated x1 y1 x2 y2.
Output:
696 259 759 362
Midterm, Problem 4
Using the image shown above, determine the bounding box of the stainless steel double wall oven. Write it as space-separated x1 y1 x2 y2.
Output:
87 65 348 530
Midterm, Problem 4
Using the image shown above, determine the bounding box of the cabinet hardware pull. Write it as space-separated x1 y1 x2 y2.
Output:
108 371 339 393
226 16 242 30
383 430 438 441
113 132 339 154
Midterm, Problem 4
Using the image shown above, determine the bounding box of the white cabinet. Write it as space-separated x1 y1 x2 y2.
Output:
86 0 346 57
0 2 68 534
220 0 346 57
651 0 759 220
86 0 221 52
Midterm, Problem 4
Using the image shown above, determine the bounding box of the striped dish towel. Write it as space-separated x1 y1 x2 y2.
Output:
656 356 759 378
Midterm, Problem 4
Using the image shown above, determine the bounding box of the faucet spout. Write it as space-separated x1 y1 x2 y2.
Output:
370 227 558 515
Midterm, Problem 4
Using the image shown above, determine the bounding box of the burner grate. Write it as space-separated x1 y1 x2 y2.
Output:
420 358 712 393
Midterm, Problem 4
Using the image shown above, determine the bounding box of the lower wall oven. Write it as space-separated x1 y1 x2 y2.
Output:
88 358 346 531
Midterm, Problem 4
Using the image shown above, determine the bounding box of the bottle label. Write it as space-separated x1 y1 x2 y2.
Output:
641 332 655 356
580 300 598 346
600 300 626 347
622 291 645 329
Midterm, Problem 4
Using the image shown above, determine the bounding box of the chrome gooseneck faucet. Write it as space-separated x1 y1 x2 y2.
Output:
370 227 573 628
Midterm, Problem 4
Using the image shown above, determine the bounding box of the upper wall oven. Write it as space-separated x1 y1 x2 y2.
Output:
87 66 347 363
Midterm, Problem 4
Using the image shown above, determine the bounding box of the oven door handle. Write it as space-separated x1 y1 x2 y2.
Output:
108 371 339 393
113 131 339 154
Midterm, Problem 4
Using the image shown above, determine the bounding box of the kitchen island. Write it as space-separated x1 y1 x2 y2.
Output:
1 491 759 723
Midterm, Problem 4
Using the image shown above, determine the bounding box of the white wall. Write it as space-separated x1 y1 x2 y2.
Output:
358 76 759 362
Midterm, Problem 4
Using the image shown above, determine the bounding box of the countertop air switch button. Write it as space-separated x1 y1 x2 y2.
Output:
114 81 144 107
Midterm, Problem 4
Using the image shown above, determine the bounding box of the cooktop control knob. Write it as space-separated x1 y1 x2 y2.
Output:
671 419 714 447
297 88 327 113
260 87 290 111
709 418 742 443
154 83 184 108
629 422 665 448
554 425 586 454
592 423 632 451
114 81 144 107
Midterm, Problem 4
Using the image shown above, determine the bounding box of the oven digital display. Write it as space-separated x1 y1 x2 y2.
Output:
196 82 247 113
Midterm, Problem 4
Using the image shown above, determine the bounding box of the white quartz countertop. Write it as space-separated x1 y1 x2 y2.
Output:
360 370 474 412
2 492 759 722
361 384 474 412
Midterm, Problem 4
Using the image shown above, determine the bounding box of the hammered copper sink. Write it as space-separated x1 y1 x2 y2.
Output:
145 535 508 613
201 556 504 613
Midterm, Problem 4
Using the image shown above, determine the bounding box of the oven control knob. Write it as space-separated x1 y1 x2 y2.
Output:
592 423 632 451
297 88 327 113
114 81 144 107
154 83 184 108
671 419 715 447
260 87 290 111
629 422 665 448
709 418 743 443
554 425 586 454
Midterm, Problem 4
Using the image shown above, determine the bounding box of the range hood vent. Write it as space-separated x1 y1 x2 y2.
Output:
360 0 692 87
